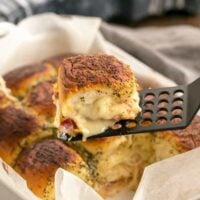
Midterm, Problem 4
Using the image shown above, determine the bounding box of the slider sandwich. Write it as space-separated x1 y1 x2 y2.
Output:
54 54 141 139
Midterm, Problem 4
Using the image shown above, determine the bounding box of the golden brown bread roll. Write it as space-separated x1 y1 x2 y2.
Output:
23 80 56 122
0 81 53 165
4 62 57 98
55 54 141 138
0 105 39 164
0 55 76 165
3 54 74 99
14 139 93 200
0 102 53 165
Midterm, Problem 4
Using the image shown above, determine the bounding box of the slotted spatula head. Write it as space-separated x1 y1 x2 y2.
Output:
59 78 200 141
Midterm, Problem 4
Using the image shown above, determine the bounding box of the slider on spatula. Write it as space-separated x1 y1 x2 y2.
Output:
54 54 141 140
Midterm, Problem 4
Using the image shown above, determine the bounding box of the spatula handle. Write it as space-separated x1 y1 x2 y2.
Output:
187 77 200 125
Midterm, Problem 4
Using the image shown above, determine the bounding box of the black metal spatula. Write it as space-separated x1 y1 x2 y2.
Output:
61 77 200 141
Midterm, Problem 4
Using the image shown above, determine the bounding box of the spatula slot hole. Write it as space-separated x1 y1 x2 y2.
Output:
171 116 182 124
157 108 168 115
144 93 155 101
142 110 153 118
156 117 167 125
140 119 153 127
172 98 183 106
159 91 169 99
126 121 137 129
112 123 122 130
158 100 168 108
172 107 183 115
174 90 184 98
143 101 154 109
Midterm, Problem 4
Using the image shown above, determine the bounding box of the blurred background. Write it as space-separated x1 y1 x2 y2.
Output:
0 0 200 84
0 0 200 25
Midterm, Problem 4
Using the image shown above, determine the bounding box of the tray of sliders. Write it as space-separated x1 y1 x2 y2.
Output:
0 13 199 200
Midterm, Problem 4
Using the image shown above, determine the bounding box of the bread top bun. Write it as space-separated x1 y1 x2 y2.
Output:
59 54 137 95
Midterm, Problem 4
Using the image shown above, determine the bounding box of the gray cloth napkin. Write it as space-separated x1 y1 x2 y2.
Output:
101 23 200 84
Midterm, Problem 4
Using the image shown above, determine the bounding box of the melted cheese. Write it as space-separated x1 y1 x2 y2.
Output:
97 134 154 188
58 89 141 139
